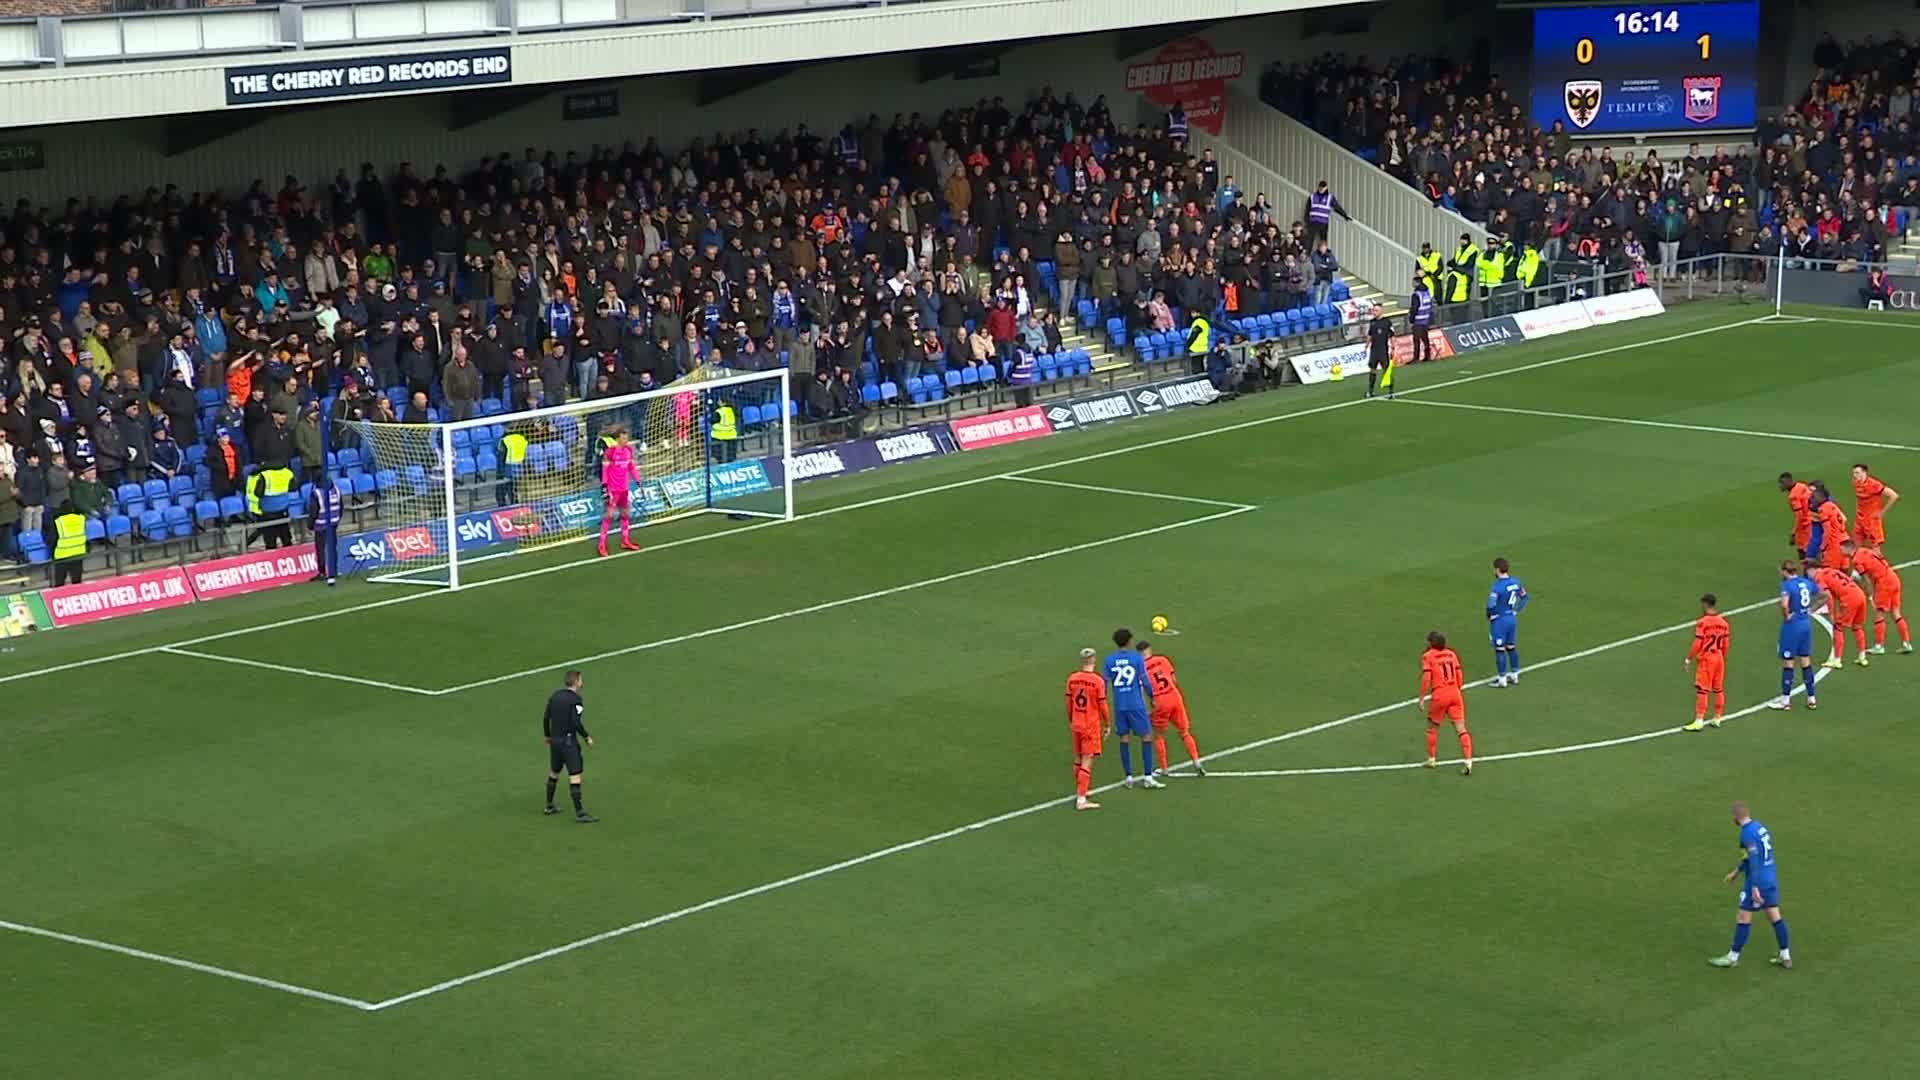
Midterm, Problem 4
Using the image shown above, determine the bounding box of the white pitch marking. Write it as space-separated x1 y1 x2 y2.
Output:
364 563 1850 1009
0 311 1768 691
1400 399 1920 453
1203 616 1841 779
158 647 441 696
424 506 1259 696
997 474 1258 509
0 918 376 1011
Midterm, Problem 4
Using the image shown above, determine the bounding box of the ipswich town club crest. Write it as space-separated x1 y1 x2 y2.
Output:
1564 80 1603 129
1684 76 1722 123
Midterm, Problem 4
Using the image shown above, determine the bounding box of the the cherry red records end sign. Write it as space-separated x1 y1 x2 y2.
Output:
1125 37 1246 136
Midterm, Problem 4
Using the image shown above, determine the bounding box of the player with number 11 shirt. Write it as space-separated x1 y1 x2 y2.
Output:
1418 632 1474 776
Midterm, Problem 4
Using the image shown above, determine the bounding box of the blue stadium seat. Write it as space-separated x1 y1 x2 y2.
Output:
450 429 471 449
169 475 195 501
165 505 193 540
960 366 980 389
116 482 144 515
474 449 498 479
183 444 206 468
19 532 48 565
404 464 430 495
879 380 899 404
194 498 222 527
220 494 246 521
137 509 165 541
861 383 881 406
142 478 170 508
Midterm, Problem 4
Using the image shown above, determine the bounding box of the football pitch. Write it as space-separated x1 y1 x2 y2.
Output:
7 301 1920 1079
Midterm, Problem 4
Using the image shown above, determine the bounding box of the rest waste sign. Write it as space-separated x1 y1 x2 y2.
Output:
225 48 511 106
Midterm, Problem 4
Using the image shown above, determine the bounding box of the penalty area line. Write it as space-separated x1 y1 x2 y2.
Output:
363 559 1836 1011
0 311 1762 692
996 474 1258 510
423 505 1260 696
0 918 376 1011
158 647 441 696
1399 399 1920 453
1202 616 1841 779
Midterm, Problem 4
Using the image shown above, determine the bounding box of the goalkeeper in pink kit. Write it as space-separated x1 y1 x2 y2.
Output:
599 427 642 557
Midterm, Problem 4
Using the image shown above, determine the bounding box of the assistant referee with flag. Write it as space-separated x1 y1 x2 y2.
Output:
1365 304 1395 400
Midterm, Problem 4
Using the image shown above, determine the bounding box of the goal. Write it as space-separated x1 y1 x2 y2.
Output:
340 366 793 588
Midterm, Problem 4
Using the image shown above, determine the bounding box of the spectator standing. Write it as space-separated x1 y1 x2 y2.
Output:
0 466 17 562
1310 241 1341 307
208 430 241 500
16 446 47 540
443 347 482 422
1054 231 1082 315
537 341 570 408
148 420 181 483
292 405 323 485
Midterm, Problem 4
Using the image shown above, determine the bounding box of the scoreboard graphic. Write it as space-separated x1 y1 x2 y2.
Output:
1531 2 1759 135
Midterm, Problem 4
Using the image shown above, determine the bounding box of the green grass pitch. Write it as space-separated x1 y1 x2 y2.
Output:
5 301 1920 1079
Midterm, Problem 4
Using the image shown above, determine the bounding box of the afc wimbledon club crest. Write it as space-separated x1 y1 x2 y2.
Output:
1684 76 1722 123
1564 80 1602 129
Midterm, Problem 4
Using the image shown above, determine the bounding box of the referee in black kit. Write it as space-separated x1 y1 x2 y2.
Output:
543 671 598 823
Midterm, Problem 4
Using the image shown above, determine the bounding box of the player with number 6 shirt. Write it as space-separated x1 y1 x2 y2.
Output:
1065 649 1109 811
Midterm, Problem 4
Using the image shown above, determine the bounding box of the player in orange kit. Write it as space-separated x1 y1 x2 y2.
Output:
1684 594 1732 732
1846 540 1912 654
1418 632 1474 776
1136 640 1206 778
1812 484 1851 571
1779 472 1814 558
1065 648 1109 811
1810 563 1870 668
1851 464 1900 552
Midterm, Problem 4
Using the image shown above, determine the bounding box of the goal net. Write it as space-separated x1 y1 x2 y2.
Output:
339 366 793 588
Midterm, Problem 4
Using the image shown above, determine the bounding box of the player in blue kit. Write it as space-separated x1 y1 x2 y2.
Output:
1487 557 1529 687
1104 628 1164 789
1709 801 1792 969
1767 560 1829 711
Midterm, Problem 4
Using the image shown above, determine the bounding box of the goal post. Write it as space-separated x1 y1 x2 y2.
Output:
339 366 793 589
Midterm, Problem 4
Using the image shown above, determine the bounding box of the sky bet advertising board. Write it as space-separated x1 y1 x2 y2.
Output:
336 462 773 575
1532 2 1758 135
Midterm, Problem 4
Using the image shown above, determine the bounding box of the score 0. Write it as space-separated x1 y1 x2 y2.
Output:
1576 34 1711 64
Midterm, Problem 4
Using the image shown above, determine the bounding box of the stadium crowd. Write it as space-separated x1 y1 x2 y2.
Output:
1262 33 1920 279
0 86 1352 564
